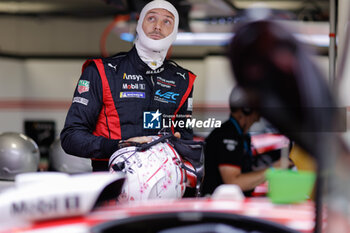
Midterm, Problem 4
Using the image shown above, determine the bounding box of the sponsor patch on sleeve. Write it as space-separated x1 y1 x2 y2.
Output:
73 97 89 106
223 139 238 151
120 92 145 99
77 80 90 94
187 97 193 111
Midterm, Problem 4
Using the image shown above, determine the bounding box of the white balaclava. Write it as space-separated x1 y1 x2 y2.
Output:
135 0 179 70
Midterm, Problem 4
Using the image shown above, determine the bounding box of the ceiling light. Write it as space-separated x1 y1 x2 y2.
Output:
119 32 329 47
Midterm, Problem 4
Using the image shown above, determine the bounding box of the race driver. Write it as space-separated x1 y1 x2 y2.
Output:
60 0 196 171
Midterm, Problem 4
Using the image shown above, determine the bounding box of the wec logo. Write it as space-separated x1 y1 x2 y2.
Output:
155 90 179 101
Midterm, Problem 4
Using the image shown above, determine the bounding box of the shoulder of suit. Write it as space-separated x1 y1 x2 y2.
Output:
103 52 128 64
91 52 128 73
167 59 195 76
84 52 127 66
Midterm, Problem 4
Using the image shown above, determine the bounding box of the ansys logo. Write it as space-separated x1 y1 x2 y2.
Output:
143 110 162 129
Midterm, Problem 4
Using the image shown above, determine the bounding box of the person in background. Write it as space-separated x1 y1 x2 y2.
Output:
201 87 290 196
60 0 196 171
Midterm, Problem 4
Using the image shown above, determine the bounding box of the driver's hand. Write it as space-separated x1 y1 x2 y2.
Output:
174 132 181 139
126 136 152 144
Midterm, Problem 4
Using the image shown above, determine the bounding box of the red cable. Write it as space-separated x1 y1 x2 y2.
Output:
100 14 131 57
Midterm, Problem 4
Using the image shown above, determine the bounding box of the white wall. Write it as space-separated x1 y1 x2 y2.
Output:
0 58 24 98
0 58 26 134
0 16 132 56
0 57 84 135
175 56 235 105
23 59 82 100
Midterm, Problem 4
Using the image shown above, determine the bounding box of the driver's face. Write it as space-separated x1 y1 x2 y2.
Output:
142 8 175 40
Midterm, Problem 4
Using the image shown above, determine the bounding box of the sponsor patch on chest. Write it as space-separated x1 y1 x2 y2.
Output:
120 92 145 99
122 73 143 81
156 77 176 89
154 89 179 104
146 67 164 74
122 83 146 90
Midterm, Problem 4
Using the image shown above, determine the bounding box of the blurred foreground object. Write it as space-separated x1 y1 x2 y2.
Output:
0 172 125 227
0 132 40 180
266 168 315 204
289 144 316 172
49 139 92 173
229 20 338 149
228 16 349 233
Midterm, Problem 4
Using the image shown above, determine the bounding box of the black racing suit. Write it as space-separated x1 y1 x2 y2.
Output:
61 46 196 171
201 116 254 196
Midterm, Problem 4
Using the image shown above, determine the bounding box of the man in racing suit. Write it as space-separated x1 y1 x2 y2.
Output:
60 0 195 171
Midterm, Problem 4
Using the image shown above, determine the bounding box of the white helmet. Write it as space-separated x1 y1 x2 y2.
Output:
49 138 92 173
0 132 40 180
109 136 186 202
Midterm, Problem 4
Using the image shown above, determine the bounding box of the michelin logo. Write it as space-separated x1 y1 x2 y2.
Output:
120 92 145 99
143 110 162 129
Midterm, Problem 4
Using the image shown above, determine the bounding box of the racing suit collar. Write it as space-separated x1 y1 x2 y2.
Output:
129 46 166 75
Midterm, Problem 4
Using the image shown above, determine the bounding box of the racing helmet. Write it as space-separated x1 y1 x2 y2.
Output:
49 138 92 173
109 136 187 202
0 132 40 180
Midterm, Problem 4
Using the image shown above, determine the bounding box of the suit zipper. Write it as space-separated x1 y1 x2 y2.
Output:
148 75 155 110
150 75 155 87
